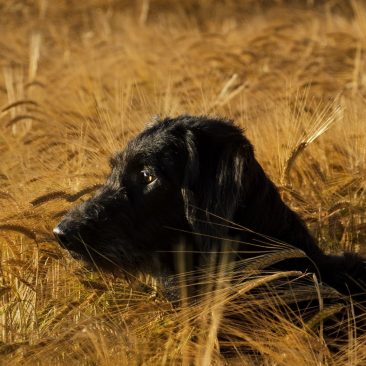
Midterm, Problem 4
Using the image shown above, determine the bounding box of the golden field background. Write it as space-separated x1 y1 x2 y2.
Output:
1 0 366 364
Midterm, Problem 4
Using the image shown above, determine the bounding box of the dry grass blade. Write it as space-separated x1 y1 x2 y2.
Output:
242 248 307 272
234 271 304 297
200 242 235 366
29 32 41 81
306 304 346 330
208 73 245 112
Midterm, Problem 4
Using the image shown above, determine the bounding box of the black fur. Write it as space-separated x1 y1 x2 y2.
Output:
54 115 366 303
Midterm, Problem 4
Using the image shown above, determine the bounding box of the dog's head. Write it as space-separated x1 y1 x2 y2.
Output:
53 116 254 275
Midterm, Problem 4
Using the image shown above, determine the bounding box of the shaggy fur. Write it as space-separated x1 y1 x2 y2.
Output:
54 115 366 303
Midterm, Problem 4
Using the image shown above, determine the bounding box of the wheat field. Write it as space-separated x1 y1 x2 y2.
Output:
1 1 366 365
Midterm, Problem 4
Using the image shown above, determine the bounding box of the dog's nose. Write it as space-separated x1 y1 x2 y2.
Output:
53 225 69 248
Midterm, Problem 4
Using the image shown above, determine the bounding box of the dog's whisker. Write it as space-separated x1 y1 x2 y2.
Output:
164 226 290 251
187 212 297 249
79 238 166 293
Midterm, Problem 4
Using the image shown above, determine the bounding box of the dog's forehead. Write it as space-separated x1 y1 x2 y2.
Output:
113 128 179 167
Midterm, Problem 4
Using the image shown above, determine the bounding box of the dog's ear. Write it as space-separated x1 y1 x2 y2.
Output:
181 119 254 238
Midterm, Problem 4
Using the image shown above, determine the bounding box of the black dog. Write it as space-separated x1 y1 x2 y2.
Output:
53 115 366 303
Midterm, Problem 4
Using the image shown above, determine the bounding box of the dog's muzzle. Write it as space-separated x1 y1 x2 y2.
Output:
53 225 71 249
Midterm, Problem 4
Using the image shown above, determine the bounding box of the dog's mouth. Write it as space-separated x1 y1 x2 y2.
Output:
63 245 124 273
53 225 110 266
52 223 173 279
55 235 139 276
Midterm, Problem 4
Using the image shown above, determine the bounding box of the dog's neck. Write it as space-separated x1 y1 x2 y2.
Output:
235 160 324 263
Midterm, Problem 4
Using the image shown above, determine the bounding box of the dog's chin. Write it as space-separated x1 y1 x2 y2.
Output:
67 250 100 271
68 250 84 261
65 248 137 277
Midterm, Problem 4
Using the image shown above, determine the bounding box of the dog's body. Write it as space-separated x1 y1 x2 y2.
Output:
54 115 366 304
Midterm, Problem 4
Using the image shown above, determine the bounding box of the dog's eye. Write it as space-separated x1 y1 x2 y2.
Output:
140 170 156 184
